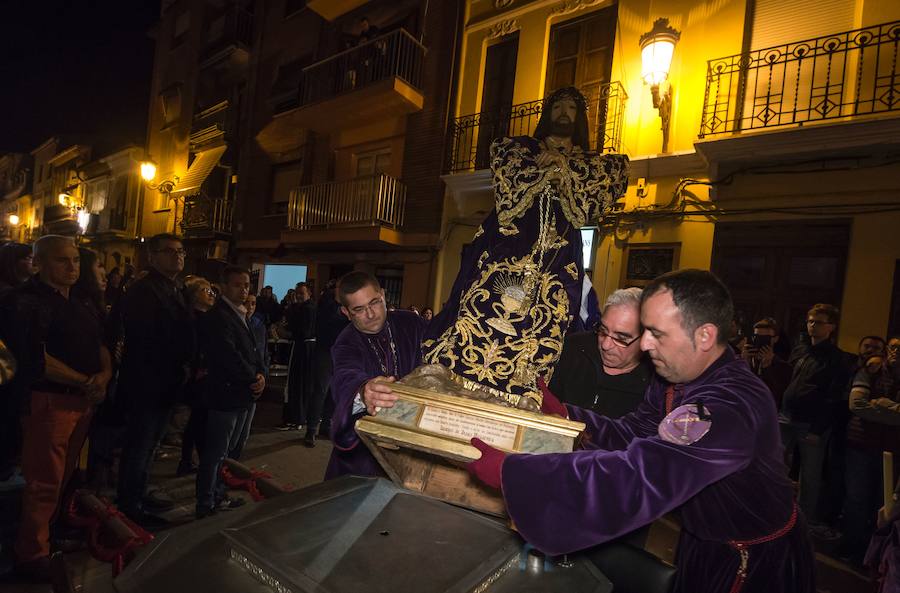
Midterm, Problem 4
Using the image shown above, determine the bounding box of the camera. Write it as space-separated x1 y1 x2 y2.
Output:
750 334 772 349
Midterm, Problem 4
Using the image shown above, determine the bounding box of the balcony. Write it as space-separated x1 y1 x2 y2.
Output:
288 174 405 230
273 29 425 135
190 100 233 148
181 198 233 236
306 0 370 21
281 174 435 248
445 82 627 174
200 7 253 66
700 21 900 138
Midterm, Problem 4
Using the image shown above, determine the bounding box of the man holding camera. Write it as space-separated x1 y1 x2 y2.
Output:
741 318 792 409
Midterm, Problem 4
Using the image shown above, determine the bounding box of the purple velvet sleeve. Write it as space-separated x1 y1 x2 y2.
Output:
503 388 756 556
329 338 370 452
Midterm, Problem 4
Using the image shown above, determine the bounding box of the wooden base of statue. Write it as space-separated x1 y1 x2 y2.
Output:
355 364 585 517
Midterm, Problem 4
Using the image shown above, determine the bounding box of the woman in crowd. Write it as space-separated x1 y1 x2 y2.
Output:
177 275 216 476
73 249 118 492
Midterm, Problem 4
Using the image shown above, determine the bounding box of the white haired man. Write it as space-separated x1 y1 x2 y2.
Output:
549 287 652 418
0 235 112 581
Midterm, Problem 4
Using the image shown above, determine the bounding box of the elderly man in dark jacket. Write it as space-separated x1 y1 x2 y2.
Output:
116 234 194 528
195 266 265 519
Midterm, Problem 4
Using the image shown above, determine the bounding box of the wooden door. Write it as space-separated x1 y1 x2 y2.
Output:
712 221 850 343
475 33 519 169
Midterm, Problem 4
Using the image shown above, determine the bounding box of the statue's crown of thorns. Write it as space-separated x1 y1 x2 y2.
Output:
543 86 589 113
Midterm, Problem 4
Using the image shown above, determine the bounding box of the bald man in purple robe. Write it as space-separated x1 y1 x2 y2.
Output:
325 271 427 479
468 269 815 593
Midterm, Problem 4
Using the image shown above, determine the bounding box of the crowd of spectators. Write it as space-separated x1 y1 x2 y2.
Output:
0 234 373 581
1 233 896 583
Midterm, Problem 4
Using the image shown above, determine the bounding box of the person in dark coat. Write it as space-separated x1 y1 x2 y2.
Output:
303 280 349 447
175 275 217 476
195 266 265 518
550 287 652 419
280 282 316 429
228 293 269 460
116 234 194 529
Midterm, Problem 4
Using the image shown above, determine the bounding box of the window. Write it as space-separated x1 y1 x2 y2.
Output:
376 268 403 309
269 160 303 214
108 175 129 231
355 148 391 177
750 0 853 50
160 84 183 126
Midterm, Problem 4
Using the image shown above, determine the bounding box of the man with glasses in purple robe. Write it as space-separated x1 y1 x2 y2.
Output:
325 272 427 479
467 269 815 593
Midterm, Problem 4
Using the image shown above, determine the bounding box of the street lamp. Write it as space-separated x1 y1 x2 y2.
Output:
139 158 177 193
640 18 681 153
8 214 19 226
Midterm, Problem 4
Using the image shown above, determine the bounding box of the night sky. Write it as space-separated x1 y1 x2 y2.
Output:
0 0 160 154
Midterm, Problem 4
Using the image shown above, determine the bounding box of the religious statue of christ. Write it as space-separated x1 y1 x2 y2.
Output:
419 86 629 411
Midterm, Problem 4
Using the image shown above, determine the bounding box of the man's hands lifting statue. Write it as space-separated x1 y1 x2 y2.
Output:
361 376 398 415
467 377 568 491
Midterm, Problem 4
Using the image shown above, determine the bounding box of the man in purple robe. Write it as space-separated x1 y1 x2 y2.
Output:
325 271 427 479
467 269 815 593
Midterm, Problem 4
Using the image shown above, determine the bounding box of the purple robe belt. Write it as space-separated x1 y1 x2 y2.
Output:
726 502 799 593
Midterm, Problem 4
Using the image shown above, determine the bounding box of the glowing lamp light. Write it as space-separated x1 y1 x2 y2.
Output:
640 34 677 86
140 160 158 182
639 18 681 154
77 210 91 233
58 193 69 206
8 214 19 226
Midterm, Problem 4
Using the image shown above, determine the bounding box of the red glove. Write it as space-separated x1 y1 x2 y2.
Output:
537 377 568 418
466 438 506 491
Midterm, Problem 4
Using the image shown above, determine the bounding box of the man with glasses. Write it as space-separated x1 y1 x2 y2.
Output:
467 270 814 593
117 234 195 529
550 287 651 419
781 303 852 534
325 271 427 479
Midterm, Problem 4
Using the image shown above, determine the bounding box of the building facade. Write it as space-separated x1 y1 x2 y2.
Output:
440 0 900 349
235 0 463 307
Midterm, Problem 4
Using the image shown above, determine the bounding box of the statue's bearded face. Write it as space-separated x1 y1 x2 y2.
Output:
549 96 578 137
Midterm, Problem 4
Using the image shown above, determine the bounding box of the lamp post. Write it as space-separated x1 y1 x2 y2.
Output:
640 18 681 154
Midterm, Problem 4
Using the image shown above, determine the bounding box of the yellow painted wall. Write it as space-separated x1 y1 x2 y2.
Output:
439 0 900 343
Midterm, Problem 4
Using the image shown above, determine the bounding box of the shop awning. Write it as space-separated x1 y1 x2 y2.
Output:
171 144 227 199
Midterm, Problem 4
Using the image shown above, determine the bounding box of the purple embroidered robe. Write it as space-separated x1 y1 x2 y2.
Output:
423 136 628 409
501 349 815 593
325 310 427 480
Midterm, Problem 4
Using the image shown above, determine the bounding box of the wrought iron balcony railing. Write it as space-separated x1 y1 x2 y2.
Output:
298 28 425 107
288 174 406 230
700 20 900 137
445 81 627 174
182 198 233 234
201 7 253 62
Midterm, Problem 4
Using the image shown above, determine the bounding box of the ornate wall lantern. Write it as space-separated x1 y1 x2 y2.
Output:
640 18 681 153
